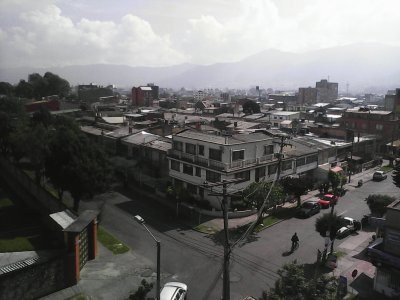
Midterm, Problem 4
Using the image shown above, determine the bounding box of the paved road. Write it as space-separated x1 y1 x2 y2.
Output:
92 172 397 300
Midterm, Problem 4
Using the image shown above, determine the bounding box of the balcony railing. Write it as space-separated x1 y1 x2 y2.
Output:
167 149 276 172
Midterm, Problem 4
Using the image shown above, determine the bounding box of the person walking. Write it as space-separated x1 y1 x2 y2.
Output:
291 232 299 251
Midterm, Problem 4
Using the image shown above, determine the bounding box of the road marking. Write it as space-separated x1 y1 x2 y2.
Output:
338 210 347 216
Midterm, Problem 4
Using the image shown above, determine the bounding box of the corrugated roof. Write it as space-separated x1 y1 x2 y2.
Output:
50 210 76 229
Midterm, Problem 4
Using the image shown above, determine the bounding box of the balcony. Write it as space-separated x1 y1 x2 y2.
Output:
167 149 275 172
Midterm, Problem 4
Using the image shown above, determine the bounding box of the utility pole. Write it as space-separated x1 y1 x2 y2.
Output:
203 178 244 300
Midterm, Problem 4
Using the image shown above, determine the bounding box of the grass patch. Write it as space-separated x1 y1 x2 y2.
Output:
194 224 218 234
333 250 347 260
0 196 13 209
65 293 88 300
380 166 393 173
97 226 129 254
255 215 281 232
0 236 35 252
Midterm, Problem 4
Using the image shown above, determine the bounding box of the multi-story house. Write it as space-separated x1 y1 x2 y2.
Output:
132 86 154 107
167 130 318 209
316 79 338 103
368 200 400 298
269 111 301 128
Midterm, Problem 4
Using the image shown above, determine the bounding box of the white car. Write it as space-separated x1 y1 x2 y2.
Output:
160 282 187 300
337 217 361 238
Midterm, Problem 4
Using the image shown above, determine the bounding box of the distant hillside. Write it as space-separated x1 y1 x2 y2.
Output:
1 43 399 93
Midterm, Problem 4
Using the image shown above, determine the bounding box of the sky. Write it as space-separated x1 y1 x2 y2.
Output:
1 0 399 69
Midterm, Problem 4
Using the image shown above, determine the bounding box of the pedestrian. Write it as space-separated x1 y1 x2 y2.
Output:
291 232 299 251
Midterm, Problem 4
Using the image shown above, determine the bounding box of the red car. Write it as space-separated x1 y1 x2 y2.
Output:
318 194 338 208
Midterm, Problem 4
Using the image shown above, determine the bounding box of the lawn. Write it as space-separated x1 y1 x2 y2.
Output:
97 226 129 254
380 165 393 173
254 215 281 232
194 224 219 234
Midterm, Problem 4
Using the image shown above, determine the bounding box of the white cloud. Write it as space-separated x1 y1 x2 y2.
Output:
0 2 187 68
0 0 399 68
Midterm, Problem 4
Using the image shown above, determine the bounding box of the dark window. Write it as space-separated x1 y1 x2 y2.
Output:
209 148 222 161
171 160 180 171
296 157 306 167
264 145 274 155
235 170 250 181
199 187 204 198
306 155 318 164
206 170 221 183
282 160 292 171
268 164 277 175
185 143 196 154
187 183 197 194
173 141 183 151
198 145 204 156
232 150 244 161
255 166 266 181
183 164 193 175
195 167 201 177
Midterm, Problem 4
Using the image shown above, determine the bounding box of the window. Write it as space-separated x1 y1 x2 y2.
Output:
306 155 318 164
264 145 274 155
173 141 183 151
268 164 277 175
171 160 180 171
232 150 244 161
185 143 196 154
206 170 221 183
198 145 204 156
199 187 204 199
376 124 383 130
235 170 250 181
282 160 292 171
296 157 306 167
195 167 201 177
256 166 266 176
209 148 222 161
187 183 197 195
183 164 193 175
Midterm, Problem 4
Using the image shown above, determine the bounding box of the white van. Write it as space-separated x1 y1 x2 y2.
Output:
160 282 187 300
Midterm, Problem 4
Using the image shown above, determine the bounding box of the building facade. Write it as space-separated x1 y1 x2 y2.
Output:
132 86 154 107
316 79 338 103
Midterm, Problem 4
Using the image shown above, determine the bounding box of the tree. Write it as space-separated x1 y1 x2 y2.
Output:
43 72 70 97
15 80 33 98
315 212 345 252
0 82 14 96
327 170 340 193
242 181 285 212
281 177 313 207
28 73 47 99
129 279 153 300
393 163 400 189
242 100 260 114
366 194 396 217
260 261 337 300
46 117 113 211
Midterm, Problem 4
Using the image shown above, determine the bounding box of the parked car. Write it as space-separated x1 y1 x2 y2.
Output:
336 217 361 238
318 194 338 209
372 171 387 181
160 282 187 300
296 200 321 218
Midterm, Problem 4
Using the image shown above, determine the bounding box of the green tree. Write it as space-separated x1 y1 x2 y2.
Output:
242 181 285 212
46 117 113 211
366 194 396 217
28 73 47 99
242 100 261 114
43 72 70 97
281 177 312 207
327 170 340 193
260 261 337 300
129 279 153 300
315 212 345 252
0 82 14 96
32 106 52 128
393 163 400 189
15 80 33 98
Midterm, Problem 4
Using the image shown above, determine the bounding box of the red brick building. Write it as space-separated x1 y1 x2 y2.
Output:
132 86 155 107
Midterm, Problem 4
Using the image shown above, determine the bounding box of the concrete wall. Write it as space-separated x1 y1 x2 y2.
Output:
0 254 72 300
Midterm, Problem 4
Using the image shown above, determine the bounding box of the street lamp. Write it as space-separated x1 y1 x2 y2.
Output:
134 215 161 300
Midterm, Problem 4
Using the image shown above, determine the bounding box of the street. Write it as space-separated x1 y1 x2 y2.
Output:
96 173 397 300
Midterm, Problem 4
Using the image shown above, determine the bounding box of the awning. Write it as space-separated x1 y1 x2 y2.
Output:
330 166 343 173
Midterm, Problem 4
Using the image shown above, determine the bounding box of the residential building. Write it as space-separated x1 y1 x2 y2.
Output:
269 111 301 128
384 88 400 115
167 130 318 209
194 90 207 101
298 87 318 105
132 86 154 107
368 200 400 298
316 79 338 102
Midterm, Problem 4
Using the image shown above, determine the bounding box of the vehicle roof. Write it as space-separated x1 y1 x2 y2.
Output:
374 171 384 174
323 194 334 197
161 282 187 300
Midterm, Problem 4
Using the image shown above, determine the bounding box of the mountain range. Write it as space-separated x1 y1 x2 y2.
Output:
1 43 399 93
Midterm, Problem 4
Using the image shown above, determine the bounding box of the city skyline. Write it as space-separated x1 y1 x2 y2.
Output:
1 0 400 69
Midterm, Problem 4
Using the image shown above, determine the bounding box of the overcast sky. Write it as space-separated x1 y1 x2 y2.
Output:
1 0 399 69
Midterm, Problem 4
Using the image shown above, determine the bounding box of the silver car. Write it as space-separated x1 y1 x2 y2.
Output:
160 282 187 300
373 171 387 181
